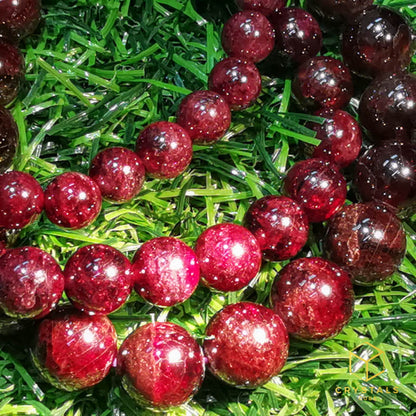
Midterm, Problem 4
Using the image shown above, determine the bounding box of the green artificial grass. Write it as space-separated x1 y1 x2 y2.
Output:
1 0 416 414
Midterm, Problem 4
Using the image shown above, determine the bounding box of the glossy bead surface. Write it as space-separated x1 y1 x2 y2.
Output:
133 237 199 307
118 322 204 410
293 56 353 110
342 7 413 78
135 121 193 179
203 302 289 388
0 171 44 229
209 57 262 110
64 244 133 315
244 195 309 261
325 202 406 285
307 0 374 23
195 223 262 292
0 247 64 319
271 257 354 342
89 147 145 203
283 159 347 223
33 309 117 391
44 172 102 229
0 41 24 105
0 106 18 173
176 90 231 145
0 229 6 256
235 0 285 16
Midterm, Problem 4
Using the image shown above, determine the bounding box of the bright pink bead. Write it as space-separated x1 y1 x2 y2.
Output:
0 106 18 173
307 0 374 23
44 172 102 229
64 244 133 315
235 0 285 16
118 322 204 410
271 257 354 342
0 247 64 319
135 121 193 179
209 57 262 110
133 237 199 307
244 195 309 261
0 171 44 229
203 302 289 388
176 90 231 145
0 41 24 105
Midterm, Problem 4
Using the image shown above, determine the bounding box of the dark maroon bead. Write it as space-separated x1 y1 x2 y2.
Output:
235 0 285 17
33 309 117 391
342 7 413 79
0 171 44 229
307 0 374 23
133 237 199 307
359 73 416 143
283 158 347 223
44 172 102 229
135 121 193 179
0 106 18 173
64 244 133 315
89 147 145 203
293 56 353 110
305 109 362 168
208 57 262 110
195 223 262 292
325 202 406 285
176 90 231 145
0 247 64 319
118 322 204 410
0 41 24 105
271 257 354 342
203 302 289 388
0 229 6 256
244 196 309 261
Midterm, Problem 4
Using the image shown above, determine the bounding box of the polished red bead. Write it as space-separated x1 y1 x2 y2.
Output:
0 229 6 256
342 7 413 79
283 159 347 223
118 322 204 410
293 56 353 110
135 121 193 179
271 257 354 342
325 202 406 285
0 247 64 319
133 237 199 307
44 172 102 229
235 0 285 17
307 0 374 23
208 57 262 110
0 106 18 173
244 195 309 261
64 244 133 315
33 309 117 391
0 171 44 229
0 41 24 105
195 223 262 292
203 302 289 388
89 147 145 203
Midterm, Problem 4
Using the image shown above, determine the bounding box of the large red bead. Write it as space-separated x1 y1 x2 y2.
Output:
0 41 24 105
271 257 354 342
44 172 102 229
118 322 204 410
306 0 374 23
0 106 18 173
64 244 133 315
135 121 193 179
235 0 285 17
0 247 64 319
203 302 289 388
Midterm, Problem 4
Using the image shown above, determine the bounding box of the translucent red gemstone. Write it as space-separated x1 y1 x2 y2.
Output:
0 229 6 256
0 41 24 105
235 0 285 17
307 0 374 23
0 106 18 173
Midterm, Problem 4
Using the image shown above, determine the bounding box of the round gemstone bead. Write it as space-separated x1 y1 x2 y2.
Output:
0 106 18 173
0 171 44 229
135 121 193 179
195 223 262 292
64 244 133 315
208 57 262 110
33 309 117 391
203 302 289 388
44 172 102 229
325 202 406 285
244 195 309 261
132 237 199 307
283 158 347 223
235 0 285 17
293 56 353 110
118 322 204 410
0 247 64 319
306 0 374 23
89 147 145 203
0 229 6 256
0 41 24 105
271 257 354 342
342 7 413 79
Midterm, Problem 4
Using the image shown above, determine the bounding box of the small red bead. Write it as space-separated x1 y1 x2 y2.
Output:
235 0 285 17
44 172 102 229
0 229 6 256
209 57 262 110
307 0 374 23
0 106 18 173
271 257 354 342
0 171 44 229
0 41 24 105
